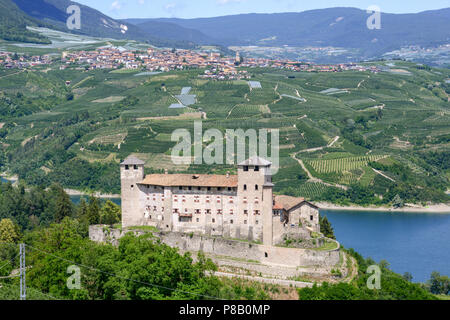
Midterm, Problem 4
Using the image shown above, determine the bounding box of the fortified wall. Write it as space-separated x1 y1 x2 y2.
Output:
89 225 340 269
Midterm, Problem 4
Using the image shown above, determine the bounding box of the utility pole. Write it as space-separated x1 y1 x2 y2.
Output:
19 243 26 300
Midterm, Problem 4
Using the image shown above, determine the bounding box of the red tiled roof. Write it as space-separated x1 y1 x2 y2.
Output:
273 195 317 211
139 174 238 188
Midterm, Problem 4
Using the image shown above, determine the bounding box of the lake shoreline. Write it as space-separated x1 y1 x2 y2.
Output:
317 202 450 213
64 188 120 199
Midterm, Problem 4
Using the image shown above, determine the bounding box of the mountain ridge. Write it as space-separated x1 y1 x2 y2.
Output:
126 7 450 57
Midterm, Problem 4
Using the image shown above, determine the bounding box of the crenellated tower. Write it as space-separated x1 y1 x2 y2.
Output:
237 156 273 246
120 155 145 227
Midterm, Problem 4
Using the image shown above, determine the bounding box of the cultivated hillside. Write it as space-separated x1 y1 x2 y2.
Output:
0 0 52 44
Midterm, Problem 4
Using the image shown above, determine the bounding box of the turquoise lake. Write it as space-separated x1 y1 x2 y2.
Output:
321 209 450 283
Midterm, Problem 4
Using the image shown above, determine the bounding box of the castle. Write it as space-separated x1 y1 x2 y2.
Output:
121 155 320 246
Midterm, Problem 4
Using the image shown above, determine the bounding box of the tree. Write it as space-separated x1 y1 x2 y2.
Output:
0 218 20 243
392 194 404 208
54 186 74 223
403 272 413 282
427 272 450 295
77 198 88 220
99 200 121 225
87 196 101 225
319 215 335 239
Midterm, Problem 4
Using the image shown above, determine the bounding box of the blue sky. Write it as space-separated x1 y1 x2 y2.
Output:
75 0 450 19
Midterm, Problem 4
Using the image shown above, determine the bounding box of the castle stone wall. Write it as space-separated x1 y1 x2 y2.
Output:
89 225 340 268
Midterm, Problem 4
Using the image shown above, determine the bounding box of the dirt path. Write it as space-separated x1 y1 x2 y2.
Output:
297 136 340 153
294 157 348 190
342 254 358 283
372 168 396 182
214 272 313 288
291 135 348 190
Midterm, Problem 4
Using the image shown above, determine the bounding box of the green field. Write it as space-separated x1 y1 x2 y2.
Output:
0 57 448 205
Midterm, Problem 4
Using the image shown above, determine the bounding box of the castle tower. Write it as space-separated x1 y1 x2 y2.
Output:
120 155 145 227
237 156 273 246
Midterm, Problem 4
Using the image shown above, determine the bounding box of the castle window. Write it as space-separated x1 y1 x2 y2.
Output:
243 184 247 191
243 197 247 204
188 186 192 190
265 252 268 258
212 218 215 223
244 210 248 215
134 165 138 170
230 220 234 224
255 197 259 204
131 185 134 189
195 209 201 214
256 220 259 225
244 220 247 224
254 210 260 215
218 187 222 191
196 218 200 222
179 186 182 190
206 209 211 214
228 187 232 191
230 210 234 215
198 187 201 191
125 165 129 170
207 187 211 191
310 215 314 221
179 216 192 223
254 166 259 172
217 209 223 215
149 215 152 219
244 166 249 172
255 184 259 191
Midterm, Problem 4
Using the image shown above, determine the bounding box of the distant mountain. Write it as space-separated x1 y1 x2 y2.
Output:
125 19 216 45
2 0 200 48
133 7 450 57
0 0 52 43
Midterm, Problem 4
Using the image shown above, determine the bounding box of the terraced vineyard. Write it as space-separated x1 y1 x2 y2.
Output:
306 155 386 173
0 52 448 204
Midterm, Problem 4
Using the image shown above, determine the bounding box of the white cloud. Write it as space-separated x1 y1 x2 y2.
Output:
111 1 121 10
217 0 245 4
165 3 177 10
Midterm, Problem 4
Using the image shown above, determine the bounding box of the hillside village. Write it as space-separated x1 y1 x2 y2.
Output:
0 51 52 69
1 46 382 79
